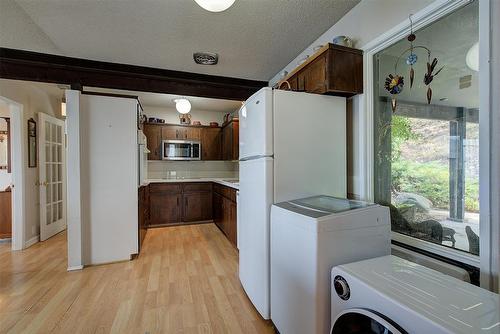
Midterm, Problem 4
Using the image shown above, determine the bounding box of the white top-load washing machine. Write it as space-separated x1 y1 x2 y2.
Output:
331 255 500 334
270 196 391 334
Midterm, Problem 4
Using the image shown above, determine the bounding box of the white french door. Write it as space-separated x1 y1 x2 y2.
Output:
39 113 66 241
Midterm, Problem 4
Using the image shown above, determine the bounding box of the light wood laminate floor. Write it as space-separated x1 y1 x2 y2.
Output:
0 224 274 334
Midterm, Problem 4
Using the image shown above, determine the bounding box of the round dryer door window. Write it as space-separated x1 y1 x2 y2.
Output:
331 308 408 334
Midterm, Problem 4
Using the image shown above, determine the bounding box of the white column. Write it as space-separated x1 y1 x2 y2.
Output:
66 90 84 270
488 0 500 293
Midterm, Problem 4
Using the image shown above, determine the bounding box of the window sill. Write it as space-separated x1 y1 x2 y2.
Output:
391 232 480 267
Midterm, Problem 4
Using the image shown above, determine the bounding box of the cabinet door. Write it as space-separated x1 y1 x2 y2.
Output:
305 55 327 94
149 192 182 226
297 71 306 92
288 75 298 91
143 124 162 160
222 122 240 161
183 191 213 222
201 127 221 160
186 127 201 140
226 199 237 246
231 120 239 161
162 125 182 140
213 192 224 231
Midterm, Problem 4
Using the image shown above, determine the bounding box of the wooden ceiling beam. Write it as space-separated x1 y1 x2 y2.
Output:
0 48 267 101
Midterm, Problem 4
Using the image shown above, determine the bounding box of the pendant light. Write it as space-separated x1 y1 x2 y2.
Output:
194 0 235 12
174 98 192 114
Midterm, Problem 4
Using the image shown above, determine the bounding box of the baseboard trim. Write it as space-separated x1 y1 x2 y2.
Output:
25 235 39 248
67 265 84 271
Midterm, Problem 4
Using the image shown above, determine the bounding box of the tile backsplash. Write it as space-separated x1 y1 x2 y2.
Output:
148 161 239 179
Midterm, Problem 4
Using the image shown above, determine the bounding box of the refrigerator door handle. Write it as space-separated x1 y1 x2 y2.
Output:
239 154 274 162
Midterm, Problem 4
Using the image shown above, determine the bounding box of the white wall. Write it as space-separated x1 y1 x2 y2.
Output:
0 79 62 244
79 94 138 265
143 105 229 126
269 0 434 198
0 0 60 53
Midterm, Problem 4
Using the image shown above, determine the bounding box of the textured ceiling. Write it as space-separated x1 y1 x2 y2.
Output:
10 0 360 81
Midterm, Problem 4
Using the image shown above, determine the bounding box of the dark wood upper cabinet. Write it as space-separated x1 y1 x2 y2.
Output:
143 124 162 160
144 123 235 161
161 125 201 141
222 119 239 161
278 43 363 97
201 127 222 160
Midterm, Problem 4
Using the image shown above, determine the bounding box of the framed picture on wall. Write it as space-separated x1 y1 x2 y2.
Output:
28 118 37 168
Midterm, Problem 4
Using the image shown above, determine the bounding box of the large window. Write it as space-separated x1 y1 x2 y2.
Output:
374 1 480 256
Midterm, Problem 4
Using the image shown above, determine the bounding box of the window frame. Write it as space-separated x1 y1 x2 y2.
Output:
361 0 490 284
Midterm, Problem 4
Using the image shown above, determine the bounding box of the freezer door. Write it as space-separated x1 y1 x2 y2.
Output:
238 157 273 319
239 87 273 160
273 90 347 202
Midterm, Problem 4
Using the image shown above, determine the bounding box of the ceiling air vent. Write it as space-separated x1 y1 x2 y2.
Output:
193 52 219 65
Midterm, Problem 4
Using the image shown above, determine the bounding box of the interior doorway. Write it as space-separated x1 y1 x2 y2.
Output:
0 96 26 251
0 79 69 254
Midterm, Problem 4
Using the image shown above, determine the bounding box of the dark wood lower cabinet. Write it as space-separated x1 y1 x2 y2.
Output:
0 190 12 239
149 184 182 226
213 185 238 247
138 185 149 252
146 181 237 248
213 192 224 230
148 182 213 227
183 190 213 222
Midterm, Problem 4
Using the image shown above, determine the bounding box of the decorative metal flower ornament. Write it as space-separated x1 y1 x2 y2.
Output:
384 15 444 112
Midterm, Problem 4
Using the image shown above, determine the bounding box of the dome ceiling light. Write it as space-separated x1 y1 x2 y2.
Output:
194 0 236 12
174 98 192 114
466 41 479 72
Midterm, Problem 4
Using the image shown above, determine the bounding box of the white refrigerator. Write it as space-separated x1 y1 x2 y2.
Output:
238 87 347 319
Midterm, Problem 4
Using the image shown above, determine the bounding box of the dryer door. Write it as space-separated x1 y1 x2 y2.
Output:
331 308 408 334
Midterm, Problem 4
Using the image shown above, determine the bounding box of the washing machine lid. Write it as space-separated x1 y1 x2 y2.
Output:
276 195 374 218
331 308 407 334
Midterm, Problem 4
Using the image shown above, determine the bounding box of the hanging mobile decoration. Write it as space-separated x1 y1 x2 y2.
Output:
384 14 444 112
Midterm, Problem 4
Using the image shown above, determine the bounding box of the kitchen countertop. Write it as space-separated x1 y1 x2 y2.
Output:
145 178 239 190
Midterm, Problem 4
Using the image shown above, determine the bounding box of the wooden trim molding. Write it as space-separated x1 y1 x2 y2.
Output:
0 48 267 101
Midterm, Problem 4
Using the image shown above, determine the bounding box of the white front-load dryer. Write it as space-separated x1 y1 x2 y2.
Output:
331 255 500 334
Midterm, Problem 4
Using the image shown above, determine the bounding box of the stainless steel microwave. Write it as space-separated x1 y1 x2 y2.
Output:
162 140 201 161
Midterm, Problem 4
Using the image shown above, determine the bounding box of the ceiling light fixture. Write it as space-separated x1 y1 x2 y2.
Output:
466 41 479 72
193 52 219 65
194 0 235 12
174 98 192 114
